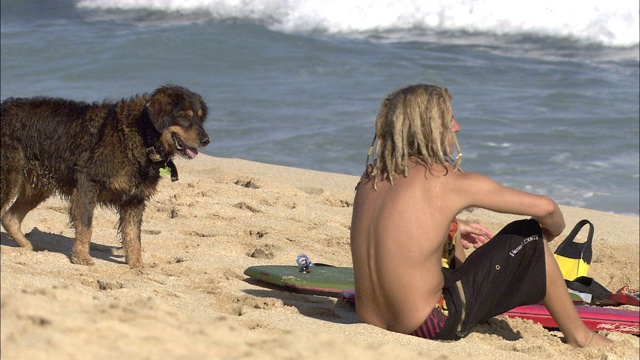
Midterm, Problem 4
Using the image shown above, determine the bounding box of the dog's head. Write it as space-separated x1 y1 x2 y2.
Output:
145 85 210 159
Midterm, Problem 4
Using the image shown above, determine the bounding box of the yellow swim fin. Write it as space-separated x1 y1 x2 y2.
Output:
553 219 594 281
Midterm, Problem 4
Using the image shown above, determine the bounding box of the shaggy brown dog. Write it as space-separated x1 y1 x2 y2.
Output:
1 85 210 267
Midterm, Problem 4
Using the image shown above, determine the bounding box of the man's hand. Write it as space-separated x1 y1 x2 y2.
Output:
457 220 493 249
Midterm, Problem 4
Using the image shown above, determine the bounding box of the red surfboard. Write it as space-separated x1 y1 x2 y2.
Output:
339 289 639 335
505 304 639 334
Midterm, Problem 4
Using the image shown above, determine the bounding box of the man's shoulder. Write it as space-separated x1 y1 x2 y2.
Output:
451 169 491 181
443 170 500 195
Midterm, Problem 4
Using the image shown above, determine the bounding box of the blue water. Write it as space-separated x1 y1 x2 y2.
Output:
2 0 639 215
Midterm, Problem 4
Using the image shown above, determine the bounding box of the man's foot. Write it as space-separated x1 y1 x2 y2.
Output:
585 332 613 347
570 331 612 348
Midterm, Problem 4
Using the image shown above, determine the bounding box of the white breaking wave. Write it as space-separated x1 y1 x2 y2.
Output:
76 0 640 47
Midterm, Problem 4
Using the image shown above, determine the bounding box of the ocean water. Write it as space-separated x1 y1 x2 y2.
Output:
1 0 638 216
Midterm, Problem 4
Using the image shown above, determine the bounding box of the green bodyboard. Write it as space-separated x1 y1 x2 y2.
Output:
244 265 354 296
244 264 587 302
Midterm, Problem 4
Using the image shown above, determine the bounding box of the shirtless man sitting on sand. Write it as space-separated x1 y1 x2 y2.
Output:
350 84 612 347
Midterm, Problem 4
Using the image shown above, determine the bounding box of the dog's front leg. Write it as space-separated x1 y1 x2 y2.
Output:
118 199 145 268
69 181 98 266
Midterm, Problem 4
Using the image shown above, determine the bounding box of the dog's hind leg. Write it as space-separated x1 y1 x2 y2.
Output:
0 141 34 248
69 180 98 266
118 199 145 268
1 186 50 250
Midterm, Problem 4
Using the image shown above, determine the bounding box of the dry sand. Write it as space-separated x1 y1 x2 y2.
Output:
1 154 638 360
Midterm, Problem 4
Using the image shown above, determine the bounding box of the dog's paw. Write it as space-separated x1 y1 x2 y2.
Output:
12 242 35 251
126 256 143 269
71 254 95 266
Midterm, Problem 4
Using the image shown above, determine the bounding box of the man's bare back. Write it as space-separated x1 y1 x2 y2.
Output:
351 163 460 333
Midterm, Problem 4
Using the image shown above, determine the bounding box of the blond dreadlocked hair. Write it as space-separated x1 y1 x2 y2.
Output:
366 84 462 188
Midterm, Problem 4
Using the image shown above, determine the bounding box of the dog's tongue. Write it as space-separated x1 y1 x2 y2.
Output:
186 147 199 158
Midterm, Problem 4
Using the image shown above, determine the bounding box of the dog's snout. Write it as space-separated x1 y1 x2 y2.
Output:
197 126 210 147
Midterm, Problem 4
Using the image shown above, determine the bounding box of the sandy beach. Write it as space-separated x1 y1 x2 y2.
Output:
1 154 638 360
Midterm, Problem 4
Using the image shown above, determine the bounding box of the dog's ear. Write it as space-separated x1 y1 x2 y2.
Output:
145 90 174 132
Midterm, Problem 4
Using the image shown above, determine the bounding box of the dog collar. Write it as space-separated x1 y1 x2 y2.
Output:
147 147 179 182
147 146 164 162
164 159 179 182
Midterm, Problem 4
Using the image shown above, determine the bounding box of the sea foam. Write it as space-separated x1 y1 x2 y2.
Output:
77 0 639 46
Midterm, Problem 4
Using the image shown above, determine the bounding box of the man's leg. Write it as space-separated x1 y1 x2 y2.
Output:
542 241 612 347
